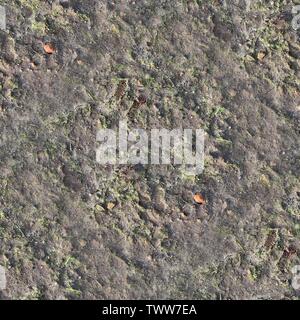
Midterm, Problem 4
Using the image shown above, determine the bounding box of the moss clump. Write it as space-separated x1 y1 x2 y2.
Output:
31 21 46 35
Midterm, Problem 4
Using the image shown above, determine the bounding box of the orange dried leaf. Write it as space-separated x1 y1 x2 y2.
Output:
194 193 205 205
43 43 56 54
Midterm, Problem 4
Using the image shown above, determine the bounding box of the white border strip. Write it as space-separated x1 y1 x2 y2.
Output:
0 5 6 31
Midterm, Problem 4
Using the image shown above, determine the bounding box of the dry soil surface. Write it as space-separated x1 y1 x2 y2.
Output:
0 0 300 300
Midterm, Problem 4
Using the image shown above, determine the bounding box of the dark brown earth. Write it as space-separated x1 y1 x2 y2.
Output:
0 0 300 300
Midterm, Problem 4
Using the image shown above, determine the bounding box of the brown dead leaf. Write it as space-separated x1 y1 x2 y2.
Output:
194 193 206 205
43 43 56 54
115 79 127 100
257 52 266 62
107 202 115 210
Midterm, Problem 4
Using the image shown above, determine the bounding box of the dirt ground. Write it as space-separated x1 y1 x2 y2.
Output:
0 0 299 300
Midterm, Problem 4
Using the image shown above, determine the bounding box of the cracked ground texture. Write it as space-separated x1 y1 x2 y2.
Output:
0 0 299 300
